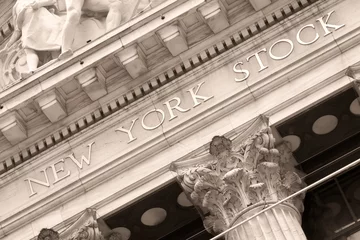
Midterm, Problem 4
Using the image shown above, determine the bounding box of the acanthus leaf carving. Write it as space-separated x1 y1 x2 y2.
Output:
171 119 306 236
37 228 60 240
106 232 122 240
222 168 251 207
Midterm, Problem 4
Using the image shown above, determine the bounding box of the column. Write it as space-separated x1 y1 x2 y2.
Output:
171 117 307 240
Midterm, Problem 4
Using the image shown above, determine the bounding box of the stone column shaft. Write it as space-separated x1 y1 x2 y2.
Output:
228 203 306 240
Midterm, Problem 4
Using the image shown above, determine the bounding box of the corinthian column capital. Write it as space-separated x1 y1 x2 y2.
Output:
37 210 105 240
171 117 307 240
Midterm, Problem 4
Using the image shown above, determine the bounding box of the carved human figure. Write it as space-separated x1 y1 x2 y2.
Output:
60 0 151 59
0 0 62 76
60 0 123 59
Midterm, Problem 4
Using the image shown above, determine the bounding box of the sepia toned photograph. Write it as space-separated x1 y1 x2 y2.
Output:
0 0 358 239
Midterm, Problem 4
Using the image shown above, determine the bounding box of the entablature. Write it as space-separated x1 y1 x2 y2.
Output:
0 0 310 173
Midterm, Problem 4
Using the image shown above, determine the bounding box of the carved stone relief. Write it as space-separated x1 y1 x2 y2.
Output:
106 232 122 240
36 209 130 240
37 228 60 240
0 0 167 91
171 117 307 239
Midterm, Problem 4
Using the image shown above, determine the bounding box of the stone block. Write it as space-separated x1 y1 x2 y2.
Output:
248 0 271 11
0 112 27 145
36 90 67 123
0 162 5 174
158 25 188 56
13 154 22 166
5 158 14 170
116 45 148 79
76 68 107 101
198 0 229 33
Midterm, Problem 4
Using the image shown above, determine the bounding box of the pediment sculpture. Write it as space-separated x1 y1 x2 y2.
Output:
0 0 159 91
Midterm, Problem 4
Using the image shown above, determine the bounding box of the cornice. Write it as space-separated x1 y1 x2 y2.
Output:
0 0 188 104
0 0 323 174
0 0 349 189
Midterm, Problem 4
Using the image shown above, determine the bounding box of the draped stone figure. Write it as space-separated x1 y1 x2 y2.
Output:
0 0 154 90
0 0 62 76
59 0 151 59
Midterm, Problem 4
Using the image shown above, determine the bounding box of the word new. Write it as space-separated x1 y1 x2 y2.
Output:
25 142 94 197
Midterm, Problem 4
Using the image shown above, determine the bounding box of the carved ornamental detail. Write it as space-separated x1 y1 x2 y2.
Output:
172 118 306 237
107 233 122 240
0 0 167 91
67 220 102 240
37 210 105 240
37 228 60 240
36 209 129 240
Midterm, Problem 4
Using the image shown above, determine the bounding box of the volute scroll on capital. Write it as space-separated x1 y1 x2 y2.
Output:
171 117 306 235
36 209 126 240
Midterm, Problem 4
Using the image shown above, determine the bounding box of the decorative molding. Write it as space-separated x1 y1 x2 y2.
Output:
59 209 104 240
36 89 67 123
2 0 346 237
106 232 122 240
157 24 188 56
0 41 27 91
198 0 229 34
171 117 306 237
346 63 360 97
0 111 27 145
36 209 130 240
346 63 360 80
0 0 319 175
76 68 107 101
37 228 60 240
248 0 272 11
115 45 148 79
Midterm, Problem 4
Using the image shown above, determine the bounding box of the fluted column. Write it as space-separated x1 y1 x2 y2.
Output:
171 117 307 240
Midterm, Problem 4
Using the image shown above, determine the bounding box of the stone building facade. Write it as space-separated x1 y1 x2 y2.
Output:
0 0 360 239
